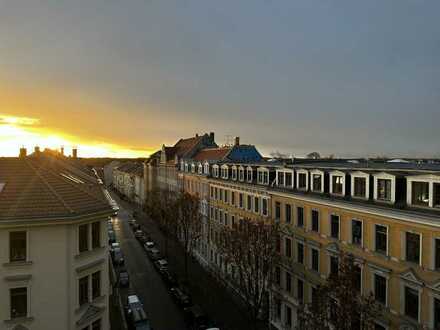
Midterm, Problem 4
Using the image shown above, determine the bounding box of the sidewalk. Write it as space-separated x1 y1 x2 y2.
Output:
112 192 267 330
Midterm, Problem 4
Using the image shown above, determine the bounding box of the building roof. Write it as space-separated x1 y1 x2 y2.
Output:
192 147 232 162
173 136 204 158
0 156 113 221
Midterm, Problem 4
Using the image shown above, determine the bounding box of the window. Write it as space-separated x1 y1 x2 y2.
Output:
286 173 293 187
435 239 440 269
330 215 340 239
275 266 281 286
377 179 391 201
434 297 440 329
79 276 89 306
285 238 292 258
285 305 292 327
232 168 237 180
298 173 307 189
247 195 252 211
406 232 420 264
275 202 281 220
353 177 366 198
351 219 362 245
239 193 243 208
404 286 419 320
354 265 362 292
9 231 26 262
332 175 344 194
276 236 281 253
330 255 338 276
297 207 304 228
247 168 252 182
275 298 281 320
297 279 304 302
311 249 319 272
278 172 284 185
412 182 430 206
434 183 440 208
10 287 27 319
311 210 319 232
254 197 259 213
374 274 387 305
92 222 100 249
297 242 304 264
239 168 244 181
231 191 235 206
375 225 388 254
92 319 102 330
262 199 268 216
79 224 89 253
92 271 101 299
312 174 322 192
285 204 292 224
224 190 228 203
285 272 292 293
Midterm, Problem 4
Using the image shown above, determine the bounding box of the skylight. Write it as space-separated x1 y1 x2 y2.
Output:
60 173 84 184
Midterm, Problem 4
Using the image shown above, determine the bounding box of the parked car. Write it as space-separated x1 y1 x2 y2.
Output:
134 230 144 240
147 248 161 261
143 241 155 253
183 305 209 330
128 219 137 227
125 295 152 330
112 247 125 265
160 269 178 288
138 233 149 245
119 269 130 287
154 259 168 273
108 231 116 244
110 242 120 256
170 287 192 308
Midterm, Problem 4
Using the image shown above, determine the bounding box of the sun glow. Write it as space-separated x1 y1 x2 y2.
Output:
0 114 150 158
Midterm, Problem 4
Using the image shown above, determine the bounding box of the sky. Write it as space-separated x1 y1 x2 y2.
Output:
0 0 439 158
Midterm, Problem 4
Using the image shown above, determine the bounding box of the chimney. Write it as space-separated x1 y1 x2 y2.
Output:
34 146 40 154
72 148 78 159
209 132 215 143
19 147 27 158
60 146 64 156
195 133 199 137
235 136 240 146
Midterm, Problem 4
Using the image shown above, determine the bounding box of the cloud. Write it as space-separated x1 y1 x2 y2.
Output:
0 114 40 126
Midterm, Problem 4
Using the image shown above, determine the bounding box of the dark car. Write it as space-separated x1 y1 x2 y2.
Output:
170 287 192 308
160 269 178 288
108 230 116 244
132 223 141 231
134 230 144 239
119 270 130 287
112 247 125 265
143 241 155 253
125 295 152 330
183 305 209 330
147 248 162 261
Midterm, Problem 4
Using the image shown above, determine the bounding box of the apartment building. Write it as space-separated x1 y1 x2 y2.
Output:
0 153 113 330
113 162 145 205
270 160 440 330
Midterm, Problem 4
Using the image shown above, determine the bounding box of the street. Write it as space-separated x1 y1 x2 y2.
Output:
112 204 186 330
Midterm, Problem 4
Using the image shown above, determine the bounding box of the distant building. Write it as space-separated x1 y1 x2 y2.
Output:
0 153 113 330
103 160 121 186
113 162 145 206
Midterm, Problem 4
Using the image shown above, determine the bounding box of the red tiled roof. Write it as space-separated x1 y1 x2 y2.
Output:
0 156 113 221
173 136 203 158
192 147 231 161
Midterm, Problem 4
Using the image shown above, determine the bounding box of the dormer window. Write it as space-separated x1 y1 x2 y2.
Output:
406 175 440 209
257 168 269 185
285 172 293 187
351 172 369 199
180 161 185 171
232 166 237 180
239 167 245 181
204 162 210 175
277 171 284 185
212 165 219 178
373 173 395 203
191 163 196 173
221 165 229 179
330 171 345 196
296 170 308 190
198 163 203 174
310 170 324 193
247 167 253 182
184 163 189 172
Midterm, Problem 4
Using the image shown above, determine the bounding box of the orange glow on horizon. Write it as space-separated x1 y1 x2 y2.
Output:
0 114 151 158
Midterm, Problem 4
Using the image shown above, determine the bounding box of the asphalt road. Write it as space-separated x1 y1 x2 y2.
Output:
112 205 186 330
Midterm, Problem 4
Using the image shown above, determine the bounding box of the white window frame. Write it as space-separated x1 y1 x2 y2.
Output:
221 165 229 179
231 166 237 180
262 198 269 217
296 169 309 191
310 169 324 193
329 170 346 196
373 172 396 204
184 163 189 172
8 230 30 263
198 163 203 174
7 282 31 320
374 223 389 256
246 167 253 183
309 247 320 273
257 167 269 185
432 237 440 271
400 282 422 322
350 218 364 247
350 171 370 200
370 270 389 307
329 213 341 240
238 166 245 181
204 162 210 175
212 165 219 178
406 174 440 209
191 163 196 173
402 230 422 266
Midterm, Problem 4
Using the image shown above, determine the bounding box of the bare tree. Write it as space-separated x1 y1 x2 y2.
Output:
307 152 321 159
176 191 203 280
298 253 380 330
218 218 280 330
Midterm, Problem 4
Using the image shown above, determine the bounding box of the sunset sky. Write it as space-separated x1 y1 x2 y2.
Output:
1 1 439 158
